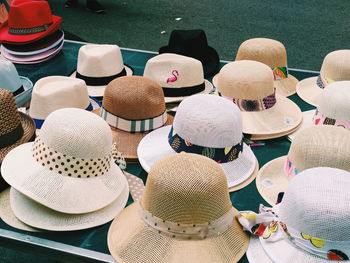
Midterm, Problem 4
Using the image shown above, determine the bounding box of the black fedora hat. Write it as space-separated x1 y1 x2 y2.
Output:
159 29 220 77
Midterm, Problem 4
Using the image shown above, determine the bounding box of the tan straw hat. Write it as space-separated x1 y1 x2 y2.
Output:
71 44 133 97
296 49 350 106
256 125 350 205
108 153 249 263
1 108 128 214
94 76 174 161
234 38 298 97
213 60 302 139
143 53 214 103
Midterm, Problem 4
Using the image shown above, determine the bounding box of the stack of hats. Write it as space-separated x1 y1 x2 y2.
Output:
0 0 64 64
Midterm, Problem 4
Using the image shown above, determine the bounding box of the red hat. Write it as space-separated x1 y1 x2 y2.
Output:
0 0 62 44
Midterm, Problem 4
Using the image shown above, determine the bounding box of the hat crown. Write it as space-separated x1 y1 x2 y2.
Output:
173 94 242 147
0 89 21 136
288 126 350 171
168 29 209 55
320 50 350 80
103 76 166 119
217 60 274 100
279 167 350 241
141 153 232 224
235 38 287 68
40 108 112 159
0 60 22 93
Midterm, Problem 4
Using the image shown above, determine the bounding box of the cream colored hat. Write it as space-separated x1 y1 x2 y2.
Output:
143 53 214 103
234 38 298 97
71 44 133 97
137 94 258 191
296 49 350 106
29 76 101 130
256 125 350 205
1 108 128 214
213 60 302 139
108 153 249 263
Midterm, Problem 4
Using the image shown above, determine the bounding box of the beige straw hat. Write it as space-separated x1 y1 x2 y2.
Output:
108 153 249 263
213 60 302 139
143 53 214 103
71 44 133 97
234 38 298 97
94 76 174 161
256 125 350 205
296 49 350 106
1 108 128 214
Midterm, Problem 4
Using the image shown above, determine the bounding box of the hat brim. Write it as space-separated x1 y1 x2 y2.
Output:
107 201 249 263
1 142 127 214
296 76 322 107
249 120 302 140
137 125 258 189
287 109 316 142
14 76 34 107
246 237 273 263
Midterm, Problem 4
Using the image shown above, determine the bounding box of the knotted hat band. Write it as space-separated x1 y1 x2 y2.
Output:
0 123 23 148
76 67 127 86
313 109 350 130
162 82 205 97
316 75 334 89
9 23 53 35
272 66 288 80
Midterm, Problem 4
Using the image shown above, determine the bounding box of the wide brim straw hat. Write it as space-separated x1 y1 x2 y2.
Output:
295 76 322 106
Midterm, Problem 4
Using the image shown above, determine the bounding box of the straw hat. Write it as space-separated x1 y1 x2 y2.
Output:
94 76 174 161
234 38 298 97
1 108 128 214
70 44 133 97
213 60 302 139
143 53 214 103
108 153 249 263
256 125 350 205
0 59 33 107
137 94 258 190
29 76 100 130
296 49 350 106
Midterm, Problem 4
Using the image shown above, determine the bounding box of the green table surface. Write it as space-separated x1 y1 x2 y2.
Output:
0 41 318 262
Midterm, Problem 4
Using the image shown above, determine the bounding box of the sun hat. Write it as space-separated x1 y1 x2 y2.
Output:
159 29 220 77
0 59 33 106
71 44 133 97
29 76 100 130
256 125 350 205
108 153 249 263
296 49 350 106
213 60 302 139
0 0 62 44
143 53 214 103
239 167 350 262
1 108 128 214
234 38 298 97
137 94 258 190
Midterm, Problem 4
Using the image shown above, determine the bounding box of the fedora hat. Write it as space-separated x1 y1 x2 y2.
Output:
108 153 249 263
137 94 258 191
239 167 350 262
94 76 173 161
213 60 302 139
143 53 214 103
0 59 33 106
0 0 62 44
256 125 350 205
296 49 350 106
29 76 100 130
71 44 133 97
1 108 128 214
234 38 298 97
159 29 220 77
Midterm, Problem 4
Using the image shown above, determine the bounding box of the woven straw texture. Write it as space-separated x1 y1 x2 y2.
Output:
108 153 249 263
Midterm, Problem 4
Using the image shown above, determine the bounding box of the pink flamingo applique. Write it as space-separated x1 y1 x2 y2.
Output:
166 70 179 83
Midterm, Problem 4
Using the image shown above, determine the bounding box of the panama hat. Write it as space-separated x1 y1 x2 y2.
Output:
239 167 350 262
108 153 249 263
1 108 128 214
71 44 133 97
296 50 350 106
256 125 350 205
0 0 62 44
94 76 174 161
159 29 220 76
137 94 258 190
213 60 302 139
143 53 214 103
234 38 298 97
29 76 100 130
